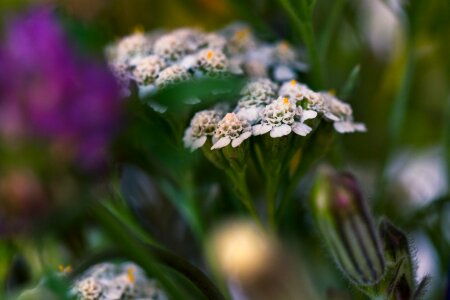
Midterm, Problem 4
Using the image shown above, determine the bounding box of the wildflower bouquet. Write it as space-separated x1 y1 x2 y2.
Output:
0 1 449 300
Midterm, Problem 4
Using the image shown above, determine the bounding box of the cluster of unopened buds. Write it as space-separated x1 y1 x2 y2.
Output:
184 78 366 151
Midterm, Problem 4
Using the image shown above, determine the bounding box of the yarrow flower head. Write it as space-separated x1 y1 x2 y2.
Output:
71 262 168 300
252 97 313 138
183 109 224 151
211 113 252 149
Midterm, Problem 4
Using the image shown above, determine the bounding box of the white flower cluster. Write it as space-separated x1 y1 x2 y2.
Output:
183 78 366 151
71 262 167 300
106 23 306 97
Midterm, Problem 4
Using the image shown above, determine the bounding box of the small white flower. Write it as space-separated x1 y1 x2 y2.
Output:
252 97 313 138
273 41 297 63
279 80 320 106
320 92 367 133
74 278 103 300
132 55 166 85
155 65 191 88
224 25 257 54
235 78 278 123
196 49 229 77
183 109 223 151
212 113 252 149
153 34 189 61
278 80 319 121
116 32 152 61
203 33 227 50
171 28 205 52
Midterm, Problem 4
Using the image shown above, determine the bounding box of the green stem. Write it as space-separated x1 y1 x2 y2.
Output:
266 177 279 231
278 0 323 88
92 205 185 300
228 169 261 225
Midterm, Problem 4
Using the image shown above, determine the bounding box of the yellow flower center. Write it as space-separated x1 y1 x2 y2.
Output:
290 79 297 86
127 267 135 283
283 97 290 104
207 50 214 59
328 89 336 96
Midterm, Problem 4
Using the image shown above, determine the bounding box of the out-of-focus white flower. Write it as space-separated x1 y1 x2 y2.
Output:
132 55 166 85
115 32 152 61
358 0 404 60
196 49 229 77
203 33 227 50
224 24 258 55
72 262 168 300
208 220 274 282
235 78 278 123
183 109 224 151
252 97 313 138
211 113 252 149
320 92 366 133
388 148 448 207
155 65 191 88
154 33 191 61
75 278 103 300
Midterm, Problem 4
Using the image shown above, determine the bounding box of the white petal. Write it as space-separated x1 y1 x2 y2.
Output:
149 102 167 113
184 97 201 105
353 122 367 132
333 121 353 133
231 131 252 147
183 129 193 147
252 124 272 135
180 55 197 69
324 111 340 122
211 137 231 149
270 124 292 138
273 65 296 81
138 84 156 98
301 110 318 122
191 136 207 151
292 122 312 136
236 107 262 124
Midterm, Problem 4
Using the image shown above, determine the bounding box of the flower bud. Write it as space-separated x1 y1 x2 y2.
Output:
207 219 318 300
378 219 416 298
311 167 385 285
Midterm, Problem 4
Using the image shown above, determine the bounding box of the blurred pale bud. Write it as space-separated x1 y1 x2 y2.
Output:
207 219 317 300
208 220 274 282
311 167 385 286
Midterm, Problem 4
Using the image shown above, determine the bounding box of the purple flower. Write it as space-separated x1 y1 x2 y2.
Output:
0 7 122 171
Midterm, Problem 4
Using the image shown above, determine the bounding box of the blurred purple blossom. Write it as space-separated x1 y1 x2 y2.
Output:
0 7 122 171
